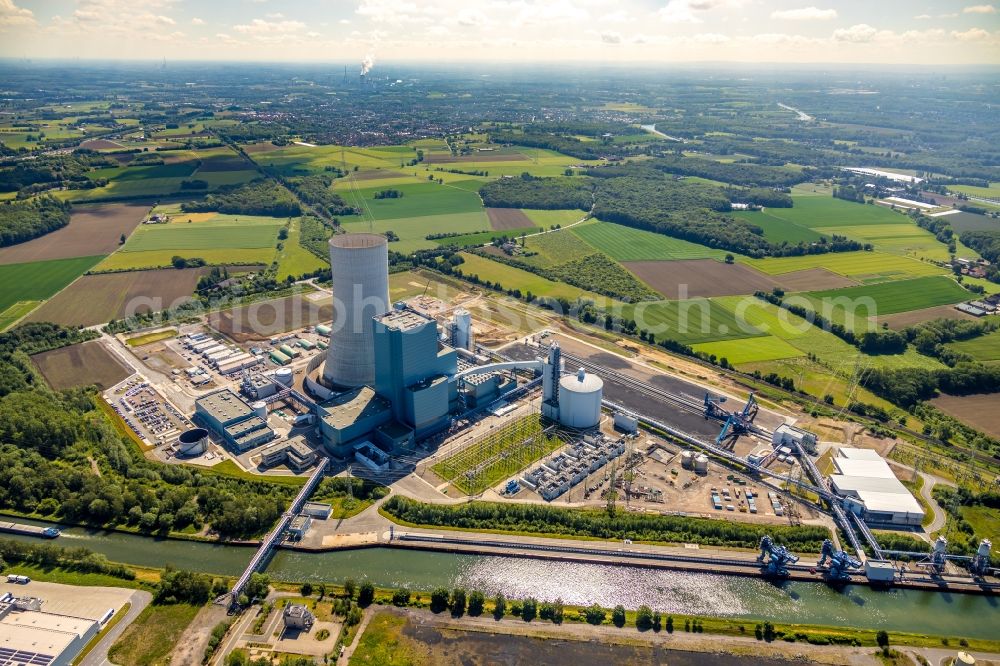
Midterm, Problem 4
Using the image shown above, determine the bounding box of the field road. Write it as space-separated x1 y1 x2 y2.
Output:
78 589 152 666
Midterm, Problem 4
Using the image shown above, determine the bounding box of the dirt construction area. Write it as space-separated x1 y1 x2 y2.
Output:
0 202 150 264
208 293 332 342
28 266 262 327
623 259 780 298
31 340 131 390
931 392 1000 438
878 304 978 330
487 207 535 230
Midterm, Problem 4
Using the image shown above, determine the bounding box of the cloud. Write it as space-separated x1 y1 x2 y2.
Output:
0 0 35 28
952 27 991 40
233 18 306 35
657 0 744 25
155 15 175 26
832 23 878 43
913 14 932 19
963 4 996 13
601 31 621 44
191 17 204 25
770 6 837 21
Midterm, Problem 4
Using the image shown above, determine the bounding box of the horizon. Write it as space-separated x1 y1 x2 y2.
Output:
1 0 998 66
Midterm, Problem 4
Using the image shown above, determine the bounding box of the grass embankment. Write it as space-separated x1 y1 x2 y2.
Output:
72 602 131 666
380 495 830 551
125 329 176 346
107 602 201 666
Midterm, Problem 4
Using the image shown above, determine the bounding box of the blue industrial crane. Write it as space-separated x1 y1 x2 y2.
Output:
757 535 800 577
817 539 862 581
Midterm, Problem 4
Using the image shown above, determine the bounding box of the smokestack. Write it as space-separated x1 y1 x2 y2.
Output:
360 53 374 77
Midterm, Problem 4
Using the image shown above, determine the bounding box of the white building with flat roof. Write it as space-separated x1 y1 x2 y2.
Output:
0 602 98 666
829 447 924 526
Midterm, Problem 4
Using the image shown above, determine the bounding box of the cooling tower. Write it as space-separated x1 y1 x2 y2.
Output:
323 233 389 388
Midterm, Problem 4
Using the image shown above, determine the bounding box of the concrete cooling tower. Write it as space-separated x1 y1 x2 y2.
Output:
323 233 389 388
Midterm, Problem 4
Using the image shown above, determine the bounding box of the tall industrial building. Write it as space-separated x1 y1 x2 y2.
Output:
323 233 389 388
374 308 458 439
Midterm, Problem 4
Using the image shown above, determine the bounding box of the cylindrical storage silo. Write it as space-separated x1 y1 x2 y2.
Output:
176 428 208 456
681 450 694 469
557 367 603 429
694 454 709 474
275 367 293 386
251 400 267 420
452 308 473 351
323 233 389 388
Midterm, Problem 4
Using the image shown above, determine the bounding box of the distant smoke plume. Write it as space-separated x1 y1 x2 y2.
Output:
360 54 374 76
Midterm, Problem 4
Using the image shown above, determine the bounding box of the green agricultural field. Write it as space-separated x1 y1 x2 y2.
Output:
119 219 282 252
620 299 764 345
0 256 102 313
951 183 1000 199
276 218 328 281
574 222 727 262
757 196 912 228
711 295 945 371
692 335 804 365
95 248 278 271
456 252 605 302
340 180 485 221
0 301 41 331
731 210 823 244
522 208 588 226
343 211 489 254
804 275 970 320
819 223 952 261
947 329 1000 363
520 229 597 266
254 144 416 175
744 251 944 280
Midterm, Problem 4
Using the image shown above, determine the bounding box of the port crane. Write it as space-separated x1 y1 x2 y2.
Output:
757 535 800 577
817 539 863 581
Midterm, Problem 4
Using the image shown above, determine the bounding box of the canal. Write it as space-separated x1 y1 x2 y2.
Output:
6 516 998 640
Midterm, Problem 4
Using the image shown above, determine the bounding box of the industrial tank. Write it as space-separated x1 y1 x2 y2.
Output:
452 308 473 351
251 400 267 420
323 233 389 387
275 367 293 386
694 454 709 474
557 367 603 429
681 450 694 470
176 428 208 456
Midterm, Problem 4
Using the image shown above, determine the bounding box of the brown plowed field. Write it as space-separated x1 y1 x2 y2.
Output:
32 341 131 390
623 259 779 298
27 265 262 327
208 294 332 342
0 202 150 265
423 152 526 164
773 268 858 292
78 139 125 150
353 170 407 181
487 208 534 230
931 393 1000 438
877 304 978 329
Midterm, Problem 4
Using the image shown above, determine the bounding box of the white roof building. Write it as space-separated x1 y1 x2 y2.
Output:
829 447 924 527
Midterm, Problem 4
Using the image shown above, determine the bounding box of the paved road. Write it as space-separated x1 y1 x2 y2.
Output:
919 471 949 535
79 589 152 666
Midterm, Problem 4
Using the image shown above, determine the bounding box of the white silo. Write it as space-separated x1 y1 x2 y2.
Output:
694 454 709 474
323 233 389 387
452 308 473 351
681 450 694 470
251 400 268 420
275 367 293 387
557 367 603 429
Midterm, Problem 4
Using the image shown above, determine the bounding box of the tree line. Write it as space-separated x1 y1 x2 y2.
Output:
0 195 72 247
382 496 830 551
181 179 300 217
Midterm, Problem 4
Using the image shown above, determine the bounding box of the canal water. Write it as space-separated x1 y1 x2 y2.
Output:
6 516 999 640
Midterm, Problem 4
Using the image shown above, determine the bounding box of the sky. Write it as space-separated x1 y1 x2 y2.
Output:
0 0 998 66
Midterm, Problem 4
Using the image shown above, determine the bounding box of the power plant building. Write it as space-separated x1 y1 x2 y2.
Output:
373 308 458 440
195 389 275 453
323 233 389 388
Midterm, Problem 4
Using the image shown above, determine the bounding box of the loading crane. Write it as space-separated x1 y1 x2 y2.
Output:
710 392 759 447
818 539 863 581
704 392 730 420
757 535 800 577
